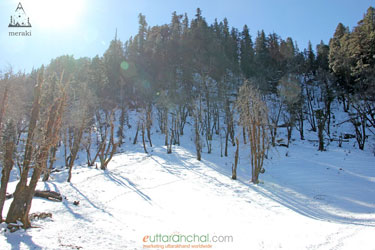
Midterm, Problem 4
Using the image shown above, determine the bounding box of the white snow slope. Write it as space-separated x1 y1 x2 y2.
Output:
0 123 374 250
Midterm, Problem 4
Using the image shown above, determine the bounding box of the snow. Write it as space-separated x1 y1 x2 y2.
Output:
0 114 374 250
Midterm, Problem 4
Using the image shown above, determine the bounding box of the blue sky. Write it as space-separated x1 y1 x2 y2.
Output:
0 0 373 73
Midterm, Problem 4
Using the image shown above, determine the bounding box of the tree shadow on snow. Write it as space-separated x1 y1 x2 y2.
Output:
201 150 375 227
150 147 230 189
42 182 92 222
6 231 42 250
253 181 375 227
69 183 115 218
103 171 152 204
150 144 375 227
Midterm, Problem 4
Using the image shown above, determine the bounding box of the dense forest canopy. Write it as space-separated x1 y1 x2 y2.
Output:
0 7 374 229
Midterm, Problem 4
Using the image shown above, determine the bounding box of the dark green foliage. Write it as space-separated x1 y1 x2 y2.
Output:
240 25 255 79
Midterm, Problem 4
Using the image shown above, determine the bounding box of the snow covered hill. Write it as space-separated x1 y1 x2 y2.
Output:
0 120 374 250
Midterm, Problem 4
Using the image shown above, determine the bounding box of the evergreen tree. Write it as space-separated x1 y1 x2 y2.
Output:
254 30 271 91
329 22 353 102
103 34 125 107
240 25 255 79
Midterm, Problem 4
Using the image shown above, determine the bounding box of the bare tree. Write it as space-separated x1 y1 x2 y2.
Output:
192 98 203 161
0 121 16 222
224 97 235 157
267 96 283 147
0 75 10 146
6 72 66 229
66 115 88 182
316 109 328 151
303 77 318 132
349 105 367 150
278 75 301 147
82 126 95 166
236 83 269 184
95 111 119 170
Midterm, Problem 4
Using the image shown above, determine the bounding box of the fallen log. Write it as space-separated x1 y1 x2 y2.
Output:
33 190 62 202
5 190 62 201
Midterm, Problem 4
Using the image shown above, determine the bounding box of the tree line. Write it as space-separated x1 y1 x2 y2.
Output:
0 7 374 229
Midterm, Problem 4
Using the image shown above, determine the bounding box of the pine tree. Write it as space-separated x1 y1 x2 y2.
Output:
254 30 271 91
329 22 352 110
240 25 255 79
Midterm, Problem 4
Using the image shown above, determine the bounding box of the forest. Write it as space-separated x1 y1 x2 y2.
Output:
0 7 374 231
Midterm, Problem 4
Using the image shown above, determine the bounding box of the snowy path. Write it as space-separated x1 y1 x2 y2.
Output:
1 141 374 249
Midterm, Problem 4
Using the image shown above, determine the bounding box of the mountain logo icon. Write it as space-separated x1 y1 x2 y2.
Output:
8 2 32 28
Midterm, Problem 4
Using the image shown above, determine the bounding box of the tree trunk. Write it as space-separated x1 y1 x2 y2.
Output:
318 126 324 151
146 104 152 147
296 107 305 140
0 84 9 147
6 75 65 229
286 125 292 148
67 122 85 182
242 127 247 144
224 130 229 157
316 109 327 151
194 112 201 161
164 109 168 146
133 122 139 145
232 138 239 180
42 145 57 182
7 141 51 228
306 87 317 132
141 122 148 154
178 105 188 136
99 118 118 170
118 106 125 146
0 141 15 222
6 76 43 228
175 116 180 146
326 99 332 137
167 114 174 154
351 112 366 150
84 130 95 166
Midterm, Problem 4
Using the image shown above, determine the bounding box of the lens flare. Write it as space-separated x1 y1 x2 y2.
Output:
120 61 129 71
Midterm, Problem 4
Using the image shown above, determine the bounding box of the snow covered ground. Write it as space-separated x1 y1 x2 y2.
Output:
0 119 374 250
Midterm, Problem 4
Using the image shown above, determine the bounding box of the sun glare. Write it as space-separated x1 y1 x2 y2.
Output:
23 0 86 30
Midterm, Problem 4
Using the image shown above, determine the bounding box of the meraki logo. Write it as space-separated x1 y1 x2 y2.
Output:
8 2 32 36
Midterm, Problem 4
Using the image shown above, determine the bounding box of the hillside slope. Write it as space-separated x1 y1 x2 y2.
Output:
0 127 374 250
